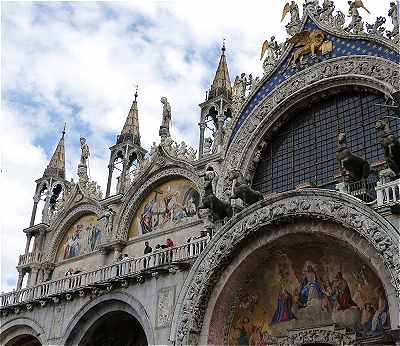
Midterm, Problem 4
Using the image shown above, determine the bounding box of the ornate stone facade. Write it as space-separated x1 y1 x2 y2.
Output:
1 1 399 345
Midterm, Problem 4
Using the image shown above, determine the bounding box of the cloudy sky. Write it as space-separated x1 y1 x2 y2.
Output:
0 0 389 292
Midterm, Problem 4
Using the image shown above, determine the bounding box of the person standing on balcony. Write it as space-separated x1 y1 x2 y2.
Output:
144 242 152 269
166 238 174 262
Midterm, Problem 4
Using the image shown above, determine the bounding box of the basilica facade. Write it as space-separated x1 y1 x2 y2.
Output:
1 1 400 345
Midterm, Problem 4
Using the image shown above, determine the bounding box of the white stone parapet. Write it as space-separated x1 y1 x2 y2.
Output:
0 237 209 309
376 178 400 207
18 252 43 267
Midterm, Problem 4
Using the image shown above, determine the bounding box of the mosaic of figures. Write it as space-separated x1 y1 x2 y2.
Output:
229 243 389 345
129 179 199 238
57 214 102 261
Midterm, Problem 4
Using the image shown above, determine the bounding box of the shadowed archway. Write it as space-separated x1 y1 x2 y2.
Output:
5 334 41 346
79 310 147 346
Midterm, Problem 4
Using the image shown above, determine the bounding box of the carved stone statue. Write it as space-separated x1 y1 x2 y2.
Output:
366 17 387 36
233 73 247 99
80 137 90 166
227 169 263 206
387 2 399 39
336 132 370 182
160 97 171 138
199 167 233 221
260 36 282 74
319 0 335 22
346 0 370 34
282 1 302 36
149 141 158 158
304 0 320 16
376 120 400 178
98 207 116 238
203 137 213 156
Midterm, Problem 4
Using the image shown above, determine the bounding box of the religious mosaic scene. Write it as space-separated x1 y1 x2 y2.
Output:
0 0 399 345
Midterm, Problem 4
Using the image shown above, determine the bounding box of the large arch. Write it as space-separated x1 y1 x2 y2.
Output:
45 201 103 263
0 317 45 346
63 291 154 346
218 56 399 196
170 189 400 345
117 164 201 241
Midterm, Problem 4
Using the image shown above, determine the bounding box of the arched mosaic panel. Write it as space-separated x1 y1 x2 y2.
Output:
56 213 102 262
227 239 390 345
128 178 200 238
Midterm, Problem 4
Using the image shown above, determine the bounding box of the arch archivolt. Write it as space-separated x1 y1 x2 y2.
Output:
62 291 154 346
116 164 201 241
0 317 45 345
45 202 103 263
218 55 400 196
170 189 400 345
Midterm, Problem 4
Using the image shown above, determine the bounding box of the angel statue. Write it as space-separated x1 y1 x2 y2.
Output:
282 1 300 23
346 0 370 33
260 36 281 63
282 1 302 36
80 137 90 166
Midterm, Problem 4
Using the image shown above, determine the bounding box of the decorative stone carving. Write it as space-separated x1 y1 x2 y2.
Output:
282 1 302 36
220 57 399 198
98 207 116 241
156 286 176 328
275 328 356 346
387 1 399 42
159 97 172 140
319 0 335 23
366 16 387 37
172 191 399 345
203 137 213 156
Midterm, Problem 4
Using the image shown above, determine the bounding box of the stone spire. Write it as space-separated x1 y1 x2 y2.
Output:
44 125 66 179
208 41 232 100
118 87 141 145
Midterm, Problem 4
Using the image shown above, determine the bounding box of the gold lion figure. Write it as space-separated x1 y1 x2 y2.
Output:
287 29 332 66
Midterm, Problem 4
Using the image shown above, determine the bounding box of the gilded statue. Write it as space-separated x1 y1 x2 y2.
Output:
287 29 333 66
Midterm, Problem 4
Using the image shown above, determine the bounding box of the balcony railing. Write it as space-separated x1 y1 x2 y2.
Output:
376 178 400 207
0 236 209 309
18 252 43 267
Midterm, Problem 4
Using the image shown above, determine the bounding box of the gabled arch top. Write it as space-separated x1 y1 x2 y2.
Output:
228 13 400 147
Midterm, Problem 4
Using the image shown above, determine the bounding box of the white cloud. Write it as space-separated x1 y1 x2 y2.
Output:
0 0 393 291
